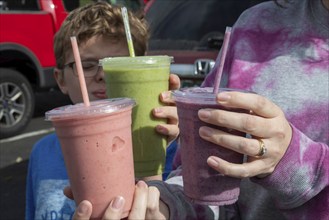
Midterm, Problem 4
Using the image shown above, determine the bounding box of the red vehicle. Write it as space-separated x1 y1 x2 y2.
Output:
0 0 69 138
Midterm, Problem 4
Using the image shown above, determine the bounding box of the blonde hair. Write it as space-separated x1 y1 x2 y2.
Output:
54 2 149 68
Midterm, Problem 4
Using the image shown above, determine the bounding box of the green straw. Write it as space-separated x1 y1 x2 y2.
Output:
121 7 135 57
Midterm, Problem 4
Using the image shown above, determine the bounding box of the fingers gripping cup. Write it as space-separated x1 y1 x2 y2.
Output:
46 98 135 219
100 56 172 177
173 87 249 206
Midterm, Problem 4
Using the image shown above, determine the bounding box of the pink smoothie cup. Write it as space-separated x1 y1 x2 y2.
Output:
45 98 135 219
173 87 249 206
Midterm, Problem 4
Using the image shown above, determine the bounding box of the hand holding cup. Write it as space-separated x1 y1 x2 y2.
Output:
199 91 292 178
65 181 169 220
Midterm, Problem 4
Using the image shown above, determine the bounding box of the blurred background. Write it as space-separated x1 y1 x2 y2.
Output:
0 0 267 219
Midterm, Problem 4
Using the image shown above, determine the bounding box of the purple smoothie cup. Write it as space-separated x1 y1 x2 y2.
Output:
173 87 250 206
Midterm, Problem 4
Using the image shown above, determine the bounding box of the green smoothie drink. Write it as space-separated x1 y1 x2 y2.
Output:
100 56 172 177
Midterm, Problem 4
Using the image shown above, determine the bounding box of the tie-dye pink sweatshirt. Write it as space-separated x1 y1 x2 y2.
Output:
148 0 329 219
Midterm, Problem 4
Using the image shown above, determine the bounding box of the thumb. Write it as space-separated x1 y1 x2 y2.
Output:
73 200 93 220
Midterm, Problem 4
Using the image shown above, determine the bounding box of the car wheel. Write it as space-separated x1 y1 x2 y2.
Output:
0 68 35 138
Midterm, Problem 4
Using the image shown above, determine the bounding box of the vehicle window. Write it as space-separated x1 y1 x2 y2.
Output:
73 0 143 11
2 0 39 11
146 0 268 51
62 0 79 11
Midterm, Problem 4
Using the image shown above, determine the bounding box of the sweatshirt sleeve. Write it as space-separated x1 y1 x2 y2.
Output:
147 178 218 220
251 124 329 217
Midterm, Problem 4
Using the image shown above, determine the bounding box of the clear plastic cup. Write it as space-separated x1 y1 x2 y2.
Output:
173 87 250 206
100 56 172 177
46 98 135 219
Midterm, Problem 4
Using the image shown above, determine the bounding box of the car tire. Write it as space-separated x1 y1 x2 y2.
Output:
0 68 35 138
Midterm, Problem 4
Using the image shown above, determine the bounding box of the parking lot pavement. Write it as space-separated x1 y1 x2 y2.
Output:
0 160 28 220
0 89 71 220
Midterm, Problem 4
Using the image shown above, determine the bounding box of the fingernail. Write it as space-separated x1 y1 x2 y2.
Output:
77 201 90 215
207 157 219 167
161 91 169 100
153 108 162 114
137 180 148 188
111 196 125 210
217 92 231 102
156 125 168 134
199 127 212 137
198 110 211 119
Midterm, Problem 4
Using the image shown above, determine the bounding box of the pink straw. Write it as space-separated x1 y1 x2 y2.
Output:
213 27 232 94
70 36 90 107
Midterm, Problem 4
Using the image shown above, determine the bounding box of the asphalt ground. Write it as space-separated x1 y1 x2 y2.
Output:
0 89 71 220
0 160 28 220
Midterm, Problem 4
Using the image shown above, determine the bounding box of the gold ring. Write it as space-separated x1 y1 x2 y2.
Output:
256 139 267 157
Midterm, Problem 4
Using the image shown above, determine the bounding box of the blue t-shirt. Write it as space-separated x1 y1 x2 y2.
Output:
25 133 177 220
